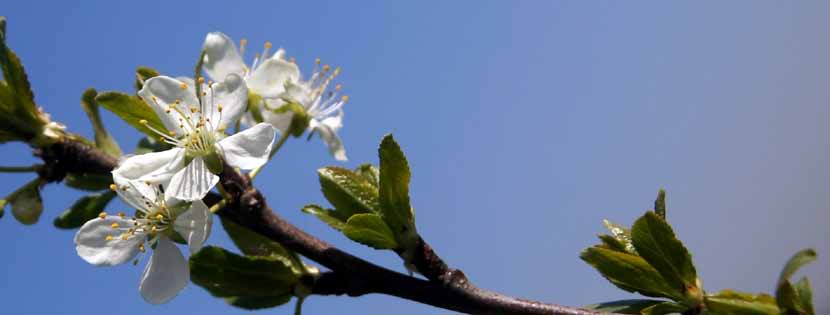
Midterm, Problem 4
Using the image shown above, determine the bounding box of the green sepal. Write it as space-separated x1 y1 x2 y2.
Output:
203 150 224 175
580 246 683 300
777 248 817 287
5 178 43 225
272 102 309 137
705 290 779 315
247 91 265 124
640 301 689 315
775 248 817 315
342 213 399 250
190 246 300 309
80 88 122 157
134 66 159 92
584 299 664 314
53 191 116 229
95 91 169 138
631 211 700 304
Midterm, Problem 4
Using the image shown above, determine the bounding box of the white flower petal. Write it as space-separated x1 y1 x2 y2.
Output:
311 113 347 161
202 32 246 82
75 217 144 266
113 148 185 208
173 200 212 254
138 76 201 135
247 58 300 98
166 157 219 201
139 237 189 304
216 123 276 170
209 73 248 128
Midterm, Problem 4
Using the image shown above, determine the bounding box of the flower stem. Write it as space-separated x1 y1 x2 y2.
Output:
0 165 40 173
249 129 291 180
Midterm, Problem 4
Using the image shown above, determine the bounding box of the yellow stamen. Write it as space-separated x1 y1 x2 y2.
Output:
264 41 272 49
117 212 126 218
98 212 107 219
198 77 205 84
105 235 114 241
111 223 119 229
139 243 146 253
121 234 129 241
323 64 330 72
342 95 350 102
180 82 188 90
155 214 164 220
109 184 117 191
139 119 148 124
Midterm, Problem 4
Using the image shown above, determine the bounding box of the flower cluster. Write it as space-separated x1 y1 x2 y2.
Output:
74 31 350 303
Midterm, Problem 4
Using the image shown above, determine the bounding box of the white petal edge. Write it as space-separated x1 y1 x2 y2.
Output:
139 237 189 304
75 217 144 266
113 148 185 208
246 58 300 98
138 76 201 135
202 32 246 82
165 157 219 201
210 73 248 128
216 123 276 170
311 114 347 161
173 200 212 254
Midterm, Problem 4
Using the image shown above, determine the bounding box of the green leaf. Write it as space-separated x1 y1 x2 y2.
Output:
342 213 399 250
631 211 698 295
64 172 112 191
272 101 309 137
301 204 346 230
317 166 378 219
585 299 664 314
80 89 122 157
190 246 299 298
654 189 666 219
0 17 43 140
134 66 159 92
777 248 817 287
225 295 292 310
354 163 379 187
53 191 116 229
603 219 636 254
794 278 814 315
95 91 168 138
221 217 297 271
7 178 43 225
580 246 682 300
377 134 416 243
640 301 689 315
705 290 779 315
598 234 628 253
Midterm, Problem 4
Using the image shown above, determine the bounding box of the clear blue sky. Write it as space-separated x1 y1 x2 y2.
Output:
1 1 827 314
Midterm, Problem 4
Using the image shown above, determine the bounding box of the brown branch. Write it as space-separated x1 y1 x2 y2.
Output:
37 138 614 315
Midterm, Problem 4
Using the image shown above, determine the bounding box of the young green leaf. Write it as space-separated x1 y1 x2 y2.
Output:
95 91 169 138
580 246 683 300
354 163 379 187
377 135 416 244
7 178 43 225
53 191 116 229
597 234 629 253
776 281 804 315
640 301 689 315
221 217 299 272
63 172 113 191
705 290 779 315
777 248 817 287
631 211 698 296
654 189 666 219
584 299 664 314
0 17 44 141
602 219 636 254
342 213 399 250
794 278 814 315
301 204 346 230
190 246 299 300
317 166 379 219
80 89 122 157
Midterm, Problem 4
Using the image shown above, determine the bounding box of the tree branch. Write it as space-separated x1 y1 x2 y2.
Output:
37 138 614 315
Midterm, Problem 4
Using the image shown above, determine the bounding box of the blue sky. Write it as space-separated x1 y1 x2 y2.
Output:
0 1 827 314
